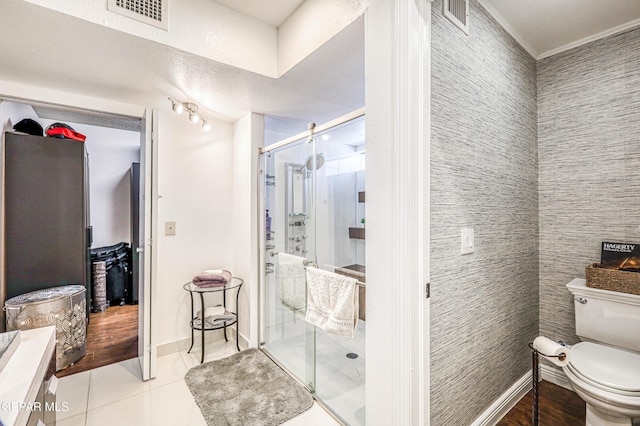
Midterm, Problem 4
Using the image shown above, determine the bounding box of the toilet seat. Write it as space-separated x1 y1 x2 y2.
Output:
566 342 640 396
563 363 640 419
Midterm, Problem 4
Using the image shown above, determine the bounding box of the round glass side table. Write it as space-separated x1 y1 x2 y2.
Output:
183 277 243 363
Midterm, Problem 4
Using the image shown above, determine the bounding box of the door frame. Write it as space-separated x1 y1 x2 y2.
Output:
138 107 158 380
0 94 158 380
365 0 431 423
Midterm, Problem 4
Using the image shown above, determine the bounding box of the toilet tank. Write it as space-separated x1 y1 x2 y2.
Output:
567 278 640 352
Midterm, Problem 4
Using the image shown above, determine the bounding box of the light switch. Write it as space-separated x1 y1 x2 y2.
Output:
165 221 176 236
461 228 474 254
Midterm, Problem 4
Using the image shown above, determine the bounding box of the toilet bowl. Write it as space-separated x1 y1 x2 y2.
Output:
562 342 640 424
565 279 640 426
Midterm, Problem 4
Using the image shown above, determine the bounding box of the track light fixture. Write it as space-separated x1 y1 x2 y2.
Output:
168 98 211 132
170 99 184 114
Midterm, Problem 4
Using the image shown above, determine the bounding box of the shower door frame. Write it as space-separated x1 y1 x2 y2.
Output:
258 107 366 352
257 108 366 419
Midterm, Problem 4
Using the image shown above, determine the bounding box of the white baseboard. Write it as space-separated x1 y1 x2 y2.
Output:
540 364 572 391
471 372 532 426
157 327 250 357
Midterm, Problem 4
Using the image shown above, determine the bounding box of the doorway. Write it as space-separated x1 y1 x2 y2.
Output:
0 98 155 379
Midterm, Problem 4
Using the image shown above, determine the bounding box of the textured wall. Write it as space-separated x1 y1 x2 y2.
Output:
538 28 640 346
430 0 539 424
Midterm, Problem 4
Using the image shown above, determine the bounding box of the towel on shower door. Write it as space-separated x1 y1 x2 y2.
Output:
305 267 359 338
277 253 307 311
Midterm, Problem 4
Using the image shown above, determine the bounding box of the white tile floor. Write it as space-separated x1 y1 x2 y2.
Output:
56 339 340 426
264 311 366 426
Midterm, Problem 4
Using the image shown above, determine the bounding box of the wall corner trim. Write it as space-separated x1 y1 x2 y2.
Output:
540 364 572 391
470 372 532 426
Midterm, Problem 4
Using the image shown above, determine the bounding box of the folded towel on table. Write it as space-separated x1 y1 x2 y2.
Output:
196 306 226 319
305 267 358 338
276 253 306 311
203 314 236 327
192 270 232 286
193 281 226 288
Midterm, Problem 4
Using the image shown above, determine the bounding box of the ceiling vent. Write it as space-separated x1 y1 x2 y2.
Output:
443 0 469 35
108 0 168 30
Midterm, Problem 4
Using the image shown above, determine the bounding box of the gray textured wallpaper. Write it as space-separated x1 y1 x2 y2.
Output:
538 27 640 347
430 0 539 424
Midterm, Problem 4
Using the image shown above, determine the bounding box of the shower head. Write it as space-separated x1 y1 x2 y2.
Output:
304 153 325 171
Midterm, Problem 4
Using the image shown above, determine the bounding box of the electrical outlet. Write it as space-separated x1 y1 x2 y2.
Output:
165 221 176 236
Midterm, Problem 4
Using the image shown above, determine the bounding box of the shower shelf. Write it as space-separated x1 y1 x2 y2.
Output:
349 227 365 239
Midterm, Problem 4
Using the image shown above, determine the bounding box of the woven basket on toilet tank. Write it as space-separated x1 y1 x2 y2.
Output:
586 263 640 296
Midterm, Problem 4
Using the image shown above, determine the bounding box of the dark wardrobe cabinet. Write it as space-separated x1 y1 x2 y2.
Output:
3 132 91 314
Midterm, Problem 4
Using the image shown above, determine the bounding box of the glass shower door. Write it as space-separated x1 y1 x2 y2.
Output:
308 118 366 426
261 114 366 425
262 136 318 391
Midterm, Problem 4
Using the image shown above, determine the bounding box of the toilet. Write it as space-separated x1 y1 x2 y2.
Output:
565 278 640 426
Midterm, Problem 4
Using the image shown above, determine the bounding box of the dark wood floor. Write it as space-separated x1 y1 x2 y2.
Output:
498 380 585 425
56 304 139 378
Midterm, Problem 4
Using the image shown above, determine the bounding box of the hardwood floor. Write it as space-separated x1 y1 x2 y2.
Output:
56 304 138 378
498 380 585 425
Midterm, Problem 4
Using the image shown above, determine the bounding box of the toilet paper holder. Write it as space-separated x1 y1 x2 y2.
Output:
527 342 567 426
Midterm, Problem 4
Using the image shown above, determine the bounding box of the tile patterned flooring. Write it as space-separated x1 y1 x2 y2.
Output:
56 339 340 426
263 310 366 426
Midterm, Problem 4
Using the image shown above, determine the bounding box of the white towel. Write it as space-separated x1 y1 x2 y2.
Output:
305 267 358 338
203 269 224 274
277 253 307 311
196 306 226 320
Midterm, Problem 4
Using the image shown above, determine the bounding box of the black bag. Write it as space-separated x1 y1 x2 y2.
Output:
91 242 131 307
106 260 127 306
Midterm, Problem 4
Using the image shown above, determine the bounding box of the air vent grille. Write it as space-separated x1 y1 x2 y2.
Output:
108 0 168 30
444 0 469 34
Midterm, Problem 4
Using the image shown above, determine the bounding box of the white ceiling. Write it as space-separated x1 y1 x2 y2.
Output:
2 0 640 137
479 0 640 59
0 1 363 135
212 0 304 27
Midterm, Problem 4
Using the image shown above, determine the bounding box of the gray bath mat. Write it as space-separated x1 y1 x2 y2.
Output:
185 348 314 426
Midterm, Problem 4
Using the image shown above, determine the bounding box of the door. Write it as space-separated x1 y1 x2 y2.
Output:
261 134 317 389
260 113 367 425
138 108 158 381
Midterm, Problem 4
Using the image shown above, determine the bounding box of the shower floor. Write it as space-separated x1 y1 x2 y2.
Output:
264 307 365 426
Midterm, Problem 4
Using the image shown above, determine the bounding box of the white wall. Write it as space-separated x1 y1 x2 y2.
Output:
231 113 263 346
155 109 235 347
365 0 431 423
0 80 143 118
23 0 367 79
277 0 368 75
0 101 39 132
79 125 139 248
23 0 278 78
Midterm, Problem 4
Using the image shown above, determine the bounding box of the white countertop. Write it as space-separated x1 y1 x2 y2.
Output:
0 326 56 426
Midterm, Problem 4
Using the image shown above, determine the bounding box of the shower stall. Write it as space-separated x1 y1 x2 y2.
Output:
259 109 365 425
